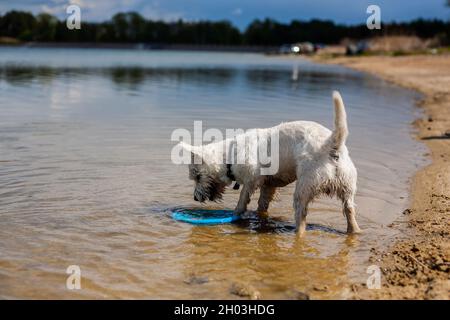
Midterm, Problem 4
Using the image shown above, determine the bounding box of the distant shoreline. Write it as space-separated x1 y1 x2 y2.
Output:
0 41 278 53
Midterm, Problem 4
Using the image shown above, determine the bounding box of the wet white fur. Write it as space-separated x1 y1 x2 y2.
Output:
179 91 361 236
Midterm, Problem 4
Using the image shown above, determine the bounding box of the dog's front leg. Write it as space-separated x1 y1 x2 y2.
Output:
234 185 252 215
257 185 277 213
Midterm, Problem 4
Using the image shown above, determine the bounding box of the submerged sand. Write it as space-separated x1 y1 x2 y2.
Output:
312 54 449 299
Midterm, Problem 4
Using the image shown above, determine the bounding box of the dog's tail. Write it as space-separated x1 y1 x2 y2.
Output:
330 90 348 150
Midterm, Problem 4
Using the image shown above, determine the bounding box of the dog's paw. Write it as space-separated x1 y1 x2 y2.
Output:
347 227 363 234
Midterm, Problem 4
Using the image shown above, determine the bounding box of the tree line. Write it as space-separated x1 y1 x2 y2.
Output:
0 10 449 45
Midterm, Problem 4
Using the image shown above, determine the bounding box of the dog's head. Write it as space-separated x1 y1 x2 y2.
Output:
178 142 227 202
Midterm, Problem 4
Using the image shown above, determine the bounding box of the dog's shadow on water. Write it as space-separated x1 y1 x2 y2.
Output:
233 211 345 235
162 206 345 236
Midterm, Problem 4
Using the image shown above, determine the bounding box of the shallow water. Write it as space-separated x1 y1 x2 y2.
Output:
0 48 426 299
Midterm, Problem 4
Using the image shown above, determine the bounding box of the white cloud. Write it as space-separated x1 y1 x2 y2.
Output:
232 8 243 16
40 4 65 15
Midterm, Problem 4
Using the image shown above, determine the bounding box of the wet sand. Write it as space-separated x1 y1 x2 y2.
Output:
311 54 450 299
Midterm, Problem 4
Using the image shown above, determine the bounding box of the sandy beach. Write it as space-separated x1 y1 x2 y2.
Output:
311 54 450 299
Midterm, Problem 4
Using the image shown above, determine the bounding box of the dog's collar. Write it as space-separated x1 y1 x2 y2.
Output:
226 164 240 190
226 163 236 180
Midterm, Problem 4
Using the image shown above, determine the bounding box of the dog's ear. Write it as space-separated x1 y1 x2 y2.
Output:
178 141 204 164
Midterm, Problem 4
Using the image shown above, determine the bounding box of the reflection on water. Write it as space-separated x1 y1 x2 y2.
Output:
0 48 426 299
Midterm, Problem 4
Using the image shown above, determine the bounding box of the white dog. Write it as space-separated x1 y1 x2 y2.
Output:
178 91 361 236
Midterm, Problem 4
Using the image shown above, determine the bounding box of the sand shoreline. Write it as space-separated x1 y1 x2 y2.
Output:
309 54 449 299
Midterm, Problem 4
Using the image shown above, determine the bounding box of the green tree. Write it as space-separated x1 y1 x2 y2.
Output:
35 13 58 41
0 10 36 40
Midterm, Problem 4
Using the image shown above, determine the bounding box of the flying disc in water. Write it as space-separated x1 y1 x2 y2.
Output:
172 208 240 225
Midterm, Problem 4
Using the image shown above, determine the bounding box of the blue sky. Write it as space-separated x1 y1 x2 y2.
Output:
1 0 448 29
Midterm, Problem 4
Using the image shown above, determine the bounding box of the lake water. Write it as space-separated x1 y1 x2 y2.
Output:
0 48 426 299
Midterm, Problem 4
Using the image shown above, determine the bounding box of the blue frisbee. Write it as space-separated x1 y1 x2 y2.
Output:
172 208 240 225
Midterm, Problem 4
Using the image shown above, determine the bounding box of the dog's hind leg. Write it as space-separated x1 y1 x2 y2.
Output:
257 185 277 213
293 182 311 237
343 195 361 234
234 185 253 215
